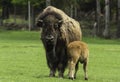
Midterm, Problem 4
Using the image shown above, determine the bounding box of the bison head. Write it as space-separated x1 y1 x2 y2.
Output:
36 15 63 49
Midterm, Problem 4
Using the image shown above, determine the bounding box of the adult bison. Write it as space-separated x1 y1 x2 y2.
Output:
36 6 82 78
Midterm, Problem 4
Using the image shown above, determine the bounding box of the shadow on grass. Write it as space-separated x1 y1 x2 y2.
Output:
33 74 86 81
33 74 49 78
33 74 69 80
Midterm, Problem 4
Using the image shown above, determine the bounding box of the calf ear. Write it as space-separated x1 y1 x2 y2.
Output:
36 20 43 27
58 20 63 28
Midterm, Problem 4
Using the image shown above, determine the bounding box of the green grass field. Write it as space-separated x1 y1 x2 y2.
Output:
0 30 120 82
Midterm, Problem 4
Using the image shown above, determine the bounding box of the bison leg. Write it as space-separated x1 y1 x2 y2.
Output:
47 62 57 77
58 63 65 78
83 59 88 80
68 53 79 80
74 61 79 79
49 68 56 77
68 60 76 80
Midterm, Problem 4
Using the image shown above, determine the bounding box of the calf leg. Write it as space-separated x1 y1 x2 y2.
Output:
74 62 79 79
68 57 79 80
83 59 88 80
68 60 76 80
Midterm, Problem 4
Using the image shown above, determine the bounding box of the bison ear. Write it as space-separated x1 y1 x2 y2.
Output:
58 20 63 28
36 20 44 27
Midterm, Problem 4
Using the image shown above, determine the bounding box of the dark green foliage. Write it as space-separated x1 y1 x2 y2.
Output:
0 0 119 38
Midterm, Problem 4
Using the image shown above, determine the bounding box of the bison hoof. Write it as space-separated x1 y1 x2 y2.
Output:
74 76 76 79
58 75 63 78
58 73 64 78
49 74 55 77
85 77 88 80
69 77 74 80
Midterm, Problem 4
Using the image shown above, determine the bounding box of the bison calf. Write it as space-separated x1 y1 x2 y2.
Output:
67 41 89 80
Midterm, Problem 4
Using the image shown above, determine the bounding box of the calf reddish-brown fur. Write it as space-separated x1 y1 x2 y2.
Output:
67 41 89 80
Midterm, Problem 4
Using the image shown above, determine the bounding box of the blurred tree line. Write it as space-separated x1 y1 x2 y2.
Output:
0 0 120 38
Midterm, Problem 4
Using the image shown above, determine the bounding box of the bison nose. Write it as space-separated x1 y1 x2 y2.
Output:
45 35 54 41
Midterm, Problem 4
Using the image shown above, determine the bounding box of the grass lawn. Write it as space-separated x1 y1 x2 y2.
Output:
0 30 120 82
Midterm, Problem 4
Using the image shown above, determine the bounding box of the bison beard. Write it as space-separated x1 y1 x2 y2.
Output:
36 6 82 78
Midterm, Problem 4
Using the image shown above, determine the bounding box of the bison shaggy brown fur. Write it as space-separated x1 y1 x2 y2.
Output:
67 41 89 80
36 6 82 78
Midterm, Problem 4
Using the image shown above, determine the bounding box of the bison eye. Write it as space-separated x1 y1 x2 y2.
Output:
57 20 63 28
54 23 59 28
54 20 63 29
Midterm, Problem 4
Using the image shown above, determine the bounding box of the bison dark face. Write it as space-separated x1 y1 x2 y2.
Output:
36 15 63 50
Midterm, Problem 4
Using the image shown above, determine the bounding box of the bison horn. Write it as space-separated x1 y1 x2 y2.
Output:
58 20 63 23
38 20 43 22
36 20 43 27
